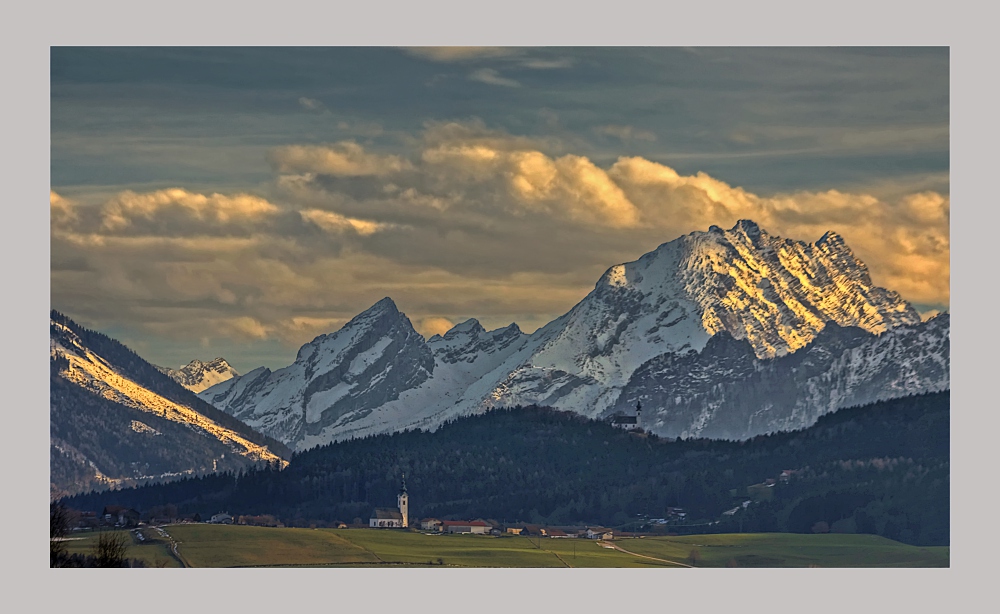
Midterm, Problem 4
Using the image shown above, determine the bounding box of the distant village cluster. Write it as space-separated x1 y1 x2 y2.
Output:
70 467 803 537
367 479 633 539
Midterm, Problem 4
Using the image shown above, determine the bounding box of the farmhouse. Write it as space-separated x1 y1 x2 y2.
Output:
586 527 614 540
210 512 234 524
370 475 410 528
420 518 443 532
441 520 489 534
546 529 574 538
102 505 140 527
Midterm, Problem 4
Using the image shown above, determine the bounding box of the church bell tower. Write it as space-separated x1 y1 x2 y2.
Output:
397 474 409 528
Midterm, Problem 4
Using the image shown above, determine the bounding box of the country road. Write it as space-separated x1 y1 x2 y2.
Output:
600 540 693 567
154 526 188 568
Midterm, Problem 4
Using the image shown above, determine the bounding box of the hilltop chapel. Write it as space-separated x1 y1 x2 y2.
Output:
369 476 409 528
611 401 642 430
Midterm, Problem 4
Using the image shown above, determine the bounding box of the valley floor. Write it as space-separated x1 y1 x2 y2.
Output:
61 525 949 568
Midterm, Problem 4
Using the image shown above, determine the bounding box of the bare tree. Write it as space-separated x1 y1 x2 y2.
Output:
50 502 71 567
93 530 130 568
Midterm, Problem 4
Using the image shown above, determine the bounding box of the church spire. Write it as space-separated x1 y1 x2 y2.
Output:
397 472 409 528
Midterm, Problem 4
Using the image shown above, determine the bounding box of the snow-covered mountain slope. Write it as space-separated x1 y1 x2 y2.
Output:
200 220 943 450
50 312 288 496
477 219 920 418
201 298 436 445
610 314 949 440
157 358 239 393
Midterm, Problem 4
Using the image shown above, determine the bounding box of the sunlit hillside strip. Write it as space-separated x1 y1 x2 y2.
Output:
51 320 287 468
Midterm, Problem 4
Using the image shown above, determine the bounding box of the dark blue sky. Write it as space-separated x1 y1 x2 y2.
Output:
52 47 948 195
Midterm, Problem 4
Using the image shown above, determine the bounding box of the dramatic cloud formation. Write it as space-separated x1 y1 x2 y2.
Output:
51 122 949 370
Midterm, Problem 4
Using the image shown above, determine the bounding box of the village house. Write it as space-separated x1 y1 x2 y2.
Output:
441 520 489 534
210 512 234 524
546 529 574 538
102 505 140 527
586 527 614 540
420 518 443 532
665 507 688 522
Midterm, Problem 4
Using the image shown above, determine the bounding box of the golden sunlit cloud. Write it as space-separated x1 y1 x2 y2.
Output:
51 123 948 352
268 142 411 177
299 209 394 236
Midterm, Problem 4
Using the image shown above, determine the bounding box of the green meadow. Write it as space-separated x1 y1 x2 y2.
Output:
142 525 948 568
609 533 949 568
60 527 183 568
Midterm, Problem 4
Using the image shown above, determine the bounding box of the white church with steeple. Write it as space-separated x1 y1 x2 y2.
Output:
369 475 409 528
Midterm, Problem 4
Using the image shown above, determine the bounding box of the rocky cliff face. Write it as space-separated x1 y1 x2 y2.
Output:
200 221 946 449
200 298 436 445
609 314 949 440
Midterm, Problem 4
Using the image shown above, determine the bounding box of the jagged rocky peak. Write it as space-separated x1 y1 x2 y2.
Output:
156 357 239 393
493 322 523 340
295 297 407 361
443 318 486 339
668 220 920 357
429 317 526 365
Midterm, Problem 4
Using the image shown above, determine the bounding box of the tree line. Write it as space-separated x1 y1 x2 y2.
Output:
60 391 949 546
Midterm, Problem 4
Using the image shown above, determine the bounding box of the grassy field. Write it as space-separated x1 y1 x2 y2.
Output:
609 533 949 568
60 527 183 568
149 525 948 568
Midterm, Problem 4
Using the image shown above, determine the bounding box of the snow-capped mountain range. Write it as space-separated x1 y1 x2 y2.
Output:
157 358 239 393
200 220 948 450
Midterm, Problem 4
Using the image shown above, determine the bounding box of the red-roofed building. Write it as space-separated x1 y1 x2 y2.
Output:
546 529 574 538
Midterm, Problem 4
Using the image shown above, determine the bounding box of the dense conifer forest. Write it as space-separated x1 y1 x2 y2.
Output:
62 391 949 546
